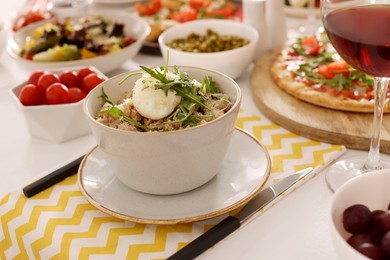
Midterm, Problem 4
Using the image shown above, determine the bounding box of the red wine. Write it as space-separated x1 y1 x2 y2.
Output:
324 5 390 77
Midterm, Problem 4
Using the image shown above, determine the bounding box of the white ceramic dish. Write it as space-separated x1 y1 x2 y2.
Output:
78 127 271 224
9 66 107 143
84 66 242 195
6 11 150 73
158 19 259 79
329 169 390 260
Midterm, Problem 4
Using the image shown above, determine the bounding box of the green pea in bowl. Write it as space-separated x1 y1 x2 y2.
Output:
158 19 259 80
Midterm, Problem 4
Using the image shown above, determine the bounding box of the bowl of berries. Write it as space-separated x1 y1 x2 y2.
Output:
9 66 107 143
329 169 390 260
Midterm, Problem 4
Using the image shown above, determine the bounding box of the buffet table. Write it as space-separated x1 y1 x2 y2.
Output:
1 1 388 259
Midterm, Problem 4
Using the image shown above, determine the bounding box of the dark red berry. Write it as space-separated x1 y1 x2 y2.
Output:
343 204 373 234
348 233 375 249
356 243 383 260
381 231 390 258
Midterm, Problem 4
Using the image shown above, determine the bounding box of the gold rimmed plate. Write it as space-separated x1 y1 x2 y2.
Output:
78 128 271 224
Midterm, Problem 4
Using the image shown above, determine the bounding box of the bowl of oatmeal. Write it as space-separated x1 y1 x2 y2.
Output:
84 65 241 195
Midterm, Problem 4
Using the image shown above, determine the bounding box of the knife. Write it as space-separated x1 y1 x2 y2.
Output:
167 167 313 260
22 154 85 198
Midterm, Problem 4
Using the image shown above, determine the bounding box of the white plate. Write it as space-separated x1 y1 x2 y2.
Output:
78 128 271 224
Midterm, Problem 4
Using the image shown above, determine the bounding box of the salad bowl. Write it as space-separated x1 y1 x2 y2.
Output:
7 11 150 73
84 66 242 195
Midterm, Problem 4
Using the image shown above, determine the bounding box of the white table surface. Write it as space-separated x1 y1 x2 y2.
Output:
1 1 388 259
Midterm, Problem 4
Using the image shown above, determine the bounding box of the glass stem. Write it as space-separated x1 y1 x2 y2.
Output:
363 77 390 171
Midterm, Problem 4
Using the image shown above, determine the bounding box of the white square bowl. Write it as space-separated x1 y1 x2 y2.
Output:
9 66 107 143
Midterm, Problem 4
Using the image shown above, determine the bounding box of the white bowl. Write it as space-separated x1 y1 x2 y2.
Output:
158 19 259 79
6 11 150 73
9 66 108 143
84 66 242 195
329 169 390 259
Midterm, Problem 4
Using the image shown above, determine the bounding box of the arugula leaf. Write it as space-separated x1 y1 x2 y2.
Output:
291 38 307 57
99 106 150 131
171 84 211 110
183 115 202 127
140 65 170 84
201 76 220 94
98 88 113 105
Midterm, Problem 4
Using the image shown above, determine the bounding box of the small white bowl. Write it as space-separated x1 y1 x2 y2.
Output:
84 66 242 195
329 169 390 259
9 66 108 143
158 19 259 79
7 11 150 73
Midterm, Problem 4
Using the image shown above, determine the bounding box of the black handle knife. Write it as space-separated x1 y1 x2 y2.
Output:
167 167 313 260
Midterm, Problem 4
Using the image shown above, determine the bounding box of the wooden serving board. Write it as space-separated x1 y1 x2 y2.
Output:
250 50 390 154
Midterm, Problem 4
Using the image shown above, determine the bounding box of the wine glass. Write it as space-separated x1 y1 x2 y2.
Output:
299 0 320 36
288 0 322 38
321 0 390 192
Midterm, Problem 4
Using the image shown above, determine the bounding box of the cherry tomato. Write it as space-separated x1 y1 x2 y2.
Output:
81 73 105 93
189 0 210 11
77 67 95 84
326 87 340 97
171 9 198 23
23 53 34 60
311 84 327 93
59 70 78 88
28 70 45 85
318 60 350 79
206 4 235 19
69 88 87 103
19 84 44 106
12 11 49 32
45 83 70 105
302 37 321 56
37 73 60 91
135 0 161 16
123 37 136 47
340 89 358 100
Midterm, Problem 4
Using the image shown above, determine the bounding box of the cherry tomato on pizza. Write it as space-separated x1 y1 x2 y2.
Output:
302 36 321 56
318 60 350 79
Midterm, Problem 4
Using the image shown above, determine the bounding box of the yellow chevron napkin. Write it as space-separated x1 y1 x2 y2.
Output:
0 108 345 259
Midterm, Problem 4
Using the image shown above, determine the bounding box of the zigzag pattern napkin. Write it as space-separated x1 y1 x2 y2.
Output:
0 106 345 259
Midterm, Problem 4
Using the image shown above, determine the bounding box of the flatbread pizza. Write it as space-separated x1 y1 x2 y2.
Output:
270 33 390 113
